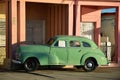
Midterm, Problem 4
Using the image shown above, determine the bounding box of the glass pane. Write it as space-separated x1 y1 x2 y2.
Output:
82 42 91 47
70 41 80 47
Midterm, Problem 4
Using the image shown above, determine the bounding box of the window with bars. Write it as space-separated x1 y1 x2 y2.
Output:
0 19 6 46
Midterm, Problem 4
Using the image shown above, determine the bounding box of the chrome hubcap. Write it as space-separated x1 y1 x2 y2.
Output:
87 63 93 68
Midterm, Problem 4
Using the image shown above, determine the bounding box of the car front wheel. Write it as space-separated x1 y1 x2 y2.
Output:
83 58 97 72
24 59 38 72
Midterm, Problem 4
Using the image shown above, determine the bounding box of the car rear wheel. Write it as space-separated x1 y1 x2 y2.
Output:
24 59 39 72
83 58 97 72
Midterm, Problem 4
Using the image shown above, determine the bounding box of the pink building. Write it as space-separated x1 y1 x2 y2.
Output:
0 0 120 68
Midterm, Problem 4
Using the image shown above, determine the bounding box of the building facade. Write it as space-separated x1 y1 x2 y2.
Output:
0 0 120 68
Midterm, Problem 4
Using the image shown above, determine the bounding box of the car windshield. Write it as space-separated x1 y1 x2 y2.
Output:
46 38 55 45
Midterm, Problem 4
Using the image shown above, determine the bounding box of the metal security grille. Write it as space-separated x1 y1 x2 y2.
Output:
0 46 6 65
26 20 45 44
0 19 6 65
80 22 94 40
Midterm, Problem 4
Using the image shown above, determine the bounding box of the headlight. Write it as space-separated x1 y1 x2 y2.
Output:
16 52 21 60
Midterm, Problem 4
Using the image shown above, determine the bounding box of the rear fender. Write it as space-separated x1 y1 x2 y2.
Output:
80 53 99 65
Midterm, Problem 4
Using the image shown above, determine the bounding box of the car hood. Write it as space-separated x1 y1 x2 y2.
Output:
19 45 50 54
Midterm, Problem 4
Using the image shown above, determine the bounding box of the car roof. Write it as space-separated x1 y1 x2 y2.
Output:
54 35 90 40
54 35 97 48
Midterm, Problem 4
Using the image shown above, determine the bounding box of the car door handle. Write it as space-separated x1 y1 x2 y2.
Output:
79 50 81 52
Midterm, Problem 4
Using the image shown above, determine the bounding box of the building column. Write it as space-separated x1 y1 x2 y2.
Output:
94 21 101 46
5 0 9 59
4 0 17 69
10 0 18 58
114 6 120 64
116 6 120 65
19 0 26 43
118 6 120 65
75 3 80 36
68 2 73 35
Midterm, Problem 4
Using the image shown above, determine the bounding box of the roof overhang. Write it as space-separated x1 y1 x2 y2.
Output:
69 0 120 2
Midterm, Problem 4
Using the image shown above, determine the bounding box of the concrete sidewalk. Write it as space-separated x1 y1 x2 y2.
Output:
63 62 120 69
100 62 120 67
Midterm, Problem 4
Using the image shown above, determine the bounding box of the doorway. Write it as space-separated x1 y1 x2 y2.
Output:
101 13 115 62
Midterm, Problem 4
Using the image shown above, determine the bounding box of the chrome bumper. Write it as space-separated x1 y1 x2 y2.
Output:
12 60 22 64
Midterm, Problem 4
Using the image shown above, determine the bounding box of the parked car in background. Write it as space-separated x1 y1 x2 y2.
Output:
12 36 108 72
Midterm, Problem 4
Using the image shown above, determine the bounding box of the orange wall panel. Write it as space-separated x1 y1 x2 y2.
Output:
81 6 101 22
26 3 47 20
26 3 68 42
46 4 68 40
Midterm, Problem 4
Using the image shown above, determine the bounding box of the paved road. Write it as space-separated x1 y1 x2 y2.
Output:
0 67 120 80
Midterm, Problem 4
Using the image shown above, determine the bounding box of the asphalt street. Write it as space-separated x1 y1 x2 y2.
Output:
0 67 120 80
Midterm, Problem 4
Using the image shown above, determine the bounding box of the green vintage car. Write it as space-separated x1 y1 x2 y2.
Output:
12 36 108 72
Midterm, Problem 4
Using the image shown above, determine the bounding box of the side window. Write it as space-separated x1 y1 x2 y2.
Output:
70 41 80 47
82 42 91 47
54 40 66 47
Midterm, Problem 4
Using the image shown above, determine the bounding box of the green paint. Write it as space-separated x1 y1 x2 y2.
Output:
14 36 108 67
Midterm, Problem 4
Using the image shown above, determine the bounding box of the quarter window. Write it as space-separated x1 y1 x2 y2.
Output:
82 42 91 47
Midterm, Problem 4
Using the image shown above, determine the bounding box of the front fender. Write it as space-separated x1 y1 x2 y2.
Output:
21 52 49 65
48 54 59 65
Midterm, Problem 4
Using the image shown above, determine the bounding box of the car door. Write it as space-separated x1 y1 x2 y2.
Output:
50 40 68 65
68 40 83 65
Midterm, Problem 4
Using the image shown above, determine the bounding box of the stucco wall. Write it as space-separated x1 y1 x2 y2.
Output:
81 6 101 22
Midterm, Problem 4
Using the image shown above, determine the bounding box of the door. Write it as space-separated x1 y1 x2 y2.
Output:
80 22 94 40
26 20 45 44
50 40 68 65
68 40 83 65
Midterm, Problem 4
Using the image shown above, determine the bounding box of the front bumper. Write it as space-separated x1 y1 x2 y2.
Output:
12 60 22 64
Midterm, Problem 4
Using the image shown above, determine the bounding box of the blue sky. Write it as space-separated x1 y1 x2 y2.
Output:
101 8 116 13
